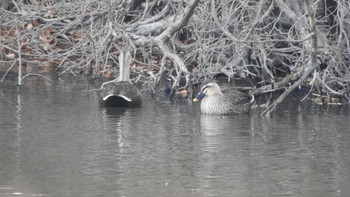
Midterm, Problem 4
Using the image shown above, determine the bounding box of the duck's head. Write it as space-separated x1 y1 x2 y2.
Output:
193 81 222 102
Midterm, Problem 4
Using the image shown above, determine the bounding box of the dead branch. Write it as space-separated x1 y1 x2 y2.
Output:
1 0 350 114
261 0 318 117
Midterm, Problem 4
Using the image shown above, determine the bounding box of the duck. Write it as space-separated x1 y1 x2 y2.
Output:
99 51 142 107
193 80 253 115
150 70 175 104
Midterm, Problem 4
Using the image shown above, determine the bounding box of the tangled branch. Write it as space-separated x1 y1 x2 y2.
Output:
1 0 350 115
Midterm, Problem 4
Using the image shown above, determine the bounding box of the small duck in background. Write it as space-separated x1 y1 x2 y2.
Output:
99 51 142 107
193 80 254 115
151 70 175 104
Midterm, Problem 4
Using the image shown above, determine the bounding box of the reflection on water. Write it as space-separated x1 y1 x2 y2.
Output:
0 78 350 197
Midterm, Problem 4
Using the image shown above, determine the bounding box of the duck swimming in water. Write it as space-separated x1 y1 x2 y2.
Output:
193 81 253 115
100 81 142 107
99 51 142 107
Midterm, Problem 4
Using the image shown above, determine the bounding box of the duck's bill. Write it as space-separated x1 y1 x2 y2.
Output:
193 91 206 102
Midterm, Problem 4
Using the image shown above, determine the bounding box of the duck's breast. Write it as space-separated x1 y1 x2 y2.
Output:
200 95 230 115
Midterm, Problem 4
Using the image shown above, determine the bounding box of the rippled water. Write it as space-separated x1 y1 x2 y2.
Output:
0 77 350 197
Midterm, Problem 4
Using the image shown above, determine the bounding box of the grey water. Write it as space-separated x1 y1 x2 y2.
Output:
0 77 350 197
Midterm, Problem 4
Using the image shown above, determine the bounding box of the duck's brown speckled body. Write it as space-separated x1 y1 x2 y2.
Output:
193 81 253 115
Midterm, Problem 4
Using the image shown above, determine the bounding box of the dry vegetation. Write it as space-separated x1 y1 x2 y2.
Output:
1 0 350 115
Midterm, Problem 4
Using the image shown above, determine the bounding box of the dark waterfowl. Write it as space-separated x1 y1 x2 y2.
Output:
99 51 142 107
193 81 253 115
151 70 175 104
100 81 142 107
150 70 189 103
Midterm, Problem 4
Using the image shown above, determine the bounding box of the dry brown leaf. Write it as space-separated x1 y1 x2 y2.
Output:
105 70 112 78
32 19 40 27
99 63 105 70
70 32 82 42
22 46 31 54
6 53 17 59
26 23 33 30
44 26 52 35
19 36 28 46
44 10 56 18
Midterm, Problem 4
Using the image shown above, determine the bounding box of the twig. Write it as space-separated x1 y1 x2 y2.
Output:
21 73 53 82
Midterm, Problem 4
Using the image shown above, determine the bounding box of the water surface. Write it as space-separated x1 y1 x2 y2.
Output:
0 77 349 197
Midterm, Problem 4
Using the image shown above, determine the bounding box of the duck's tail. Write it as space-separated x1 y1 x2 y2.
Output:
103 94 132 102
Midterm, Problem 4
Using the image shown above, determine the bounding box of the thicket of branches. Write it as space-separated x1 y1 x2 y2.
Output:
1 0 350 115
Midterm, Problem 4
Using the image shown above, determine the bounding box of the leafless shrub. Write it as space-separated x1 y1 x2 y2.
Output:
1 0 350 115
